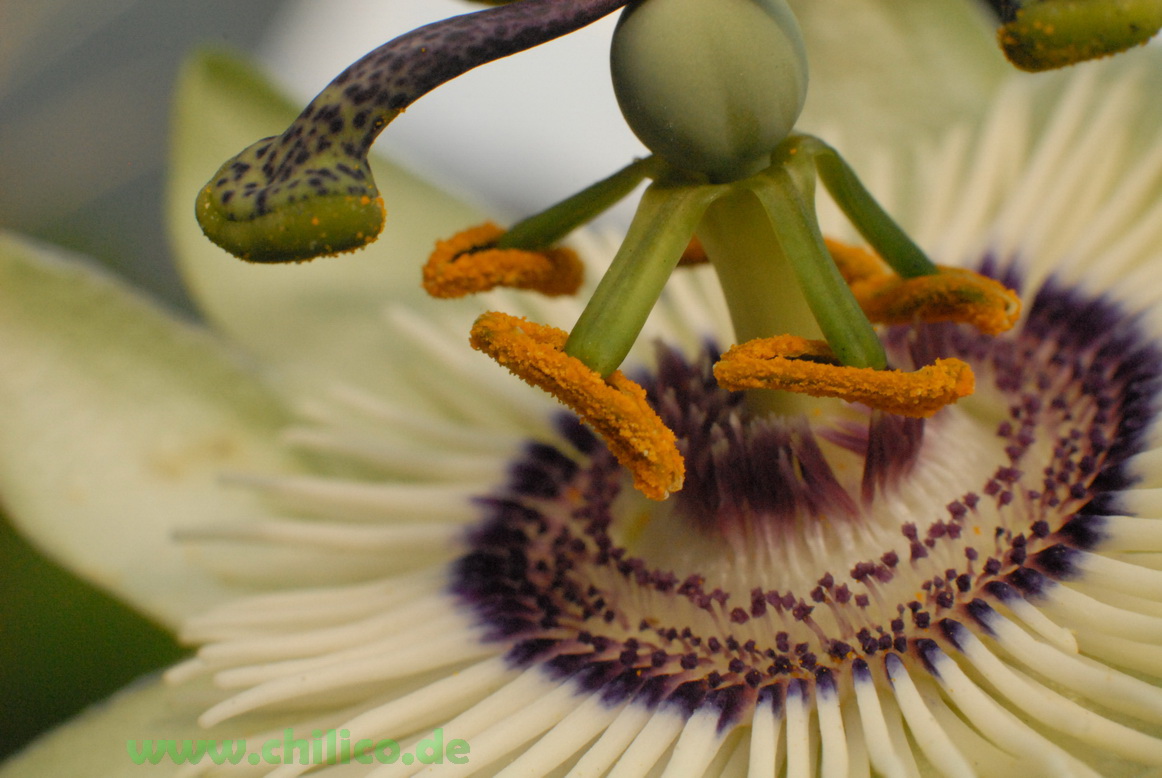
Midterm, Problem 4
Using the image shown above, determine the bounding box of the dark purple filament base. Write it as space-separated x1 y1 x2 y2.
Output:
452 259 1162 729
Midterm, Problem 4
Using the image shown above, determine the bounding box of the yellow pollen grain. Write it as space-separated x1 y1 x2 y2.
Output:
424 222 583 299
470 311 684 500
714 334 975 418
826 239 1021 335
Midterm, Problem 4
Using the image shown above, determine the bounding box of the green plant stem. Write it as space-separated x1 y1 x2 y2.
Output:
747 167 887 370
564 181 723 376
499 157 659 250
698 187 820 346
697 186 828 417
790 135 937 279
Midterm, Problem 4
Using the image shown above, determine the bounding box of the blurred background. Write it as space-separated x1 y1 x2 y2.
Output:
0 0 631 758
1 2 284 311
0 2 283 756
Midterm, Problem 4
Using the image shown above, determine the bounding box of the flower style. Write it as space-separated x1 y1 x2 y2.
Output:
194 0 1025 502
987 0 1162 71
3 2 1162 777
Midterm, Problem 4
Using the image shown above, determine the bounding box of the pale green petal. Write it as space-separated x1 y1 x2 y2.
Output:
0 675 292 777
792 0 1011 154
169 50 486 395
0 232 297 627
0 678 192 778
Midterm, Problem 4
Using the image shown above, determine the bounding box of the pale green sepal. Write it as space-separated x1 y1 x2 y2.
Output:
0 675 298 777
169 51 486 397
0 232 296 627
790 0 1010 156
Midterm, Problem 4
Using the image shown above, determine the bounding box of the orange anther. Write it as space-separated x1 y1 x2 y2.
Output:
714 335 974 418
677 235 710 267
424 222 583 298
825 238 888 285
470 312 684 500
826 240 1021 335
852 267 1021 335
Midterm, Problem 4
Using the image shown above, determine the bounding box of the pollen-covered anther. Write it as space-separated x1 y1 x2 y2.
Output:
827 239 1021 335
470 311 684 500
423 222 583 299
714 334 975 418
825 238 888 286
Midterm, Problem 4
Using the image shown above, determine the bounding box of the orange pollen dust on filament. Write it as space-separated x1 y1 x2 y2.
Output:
826 239 1021 336
469 311 685 501
714 334 975 418
424 221 584 299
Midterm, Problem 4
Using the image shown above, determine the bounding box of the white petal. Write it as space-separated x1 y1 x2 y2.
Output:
201 643 486 730
264 656 515 778
951 624 1162 764
815 674 849 778
565 702 653 777
493 693 624 777
784 680 814 778
606 707 684 778
0 233 296 626
923 646 1102 777
747 687 784 777
884 654 974 778
659 708 731 778
852 662 916 778
418 674 584 776
0 675 282 778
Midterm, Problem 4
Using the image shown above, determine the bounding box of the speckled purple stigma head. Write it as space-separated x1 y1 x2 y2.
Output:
195 0 629 263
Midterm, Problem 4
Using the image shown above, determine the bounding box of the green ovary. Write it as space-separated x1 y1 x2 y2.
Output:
610 0 808 182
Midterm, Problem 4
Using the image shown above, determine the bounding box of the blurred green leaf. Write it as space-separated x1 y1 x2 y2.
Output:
0 514 186 760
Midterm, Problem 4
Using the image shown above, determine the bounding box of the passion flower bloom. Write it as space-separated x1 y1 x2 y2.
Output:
3 2 1162 777
195 0 1020 502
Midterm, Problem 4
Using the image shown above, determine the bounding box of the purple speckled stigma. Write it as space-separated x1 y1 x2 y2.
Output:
205 0 630 221
332 0 631 114
452 259 1162 729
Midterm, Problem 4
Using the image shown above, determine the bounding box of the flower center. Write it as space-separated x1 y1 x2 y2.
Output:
453 261 1162 724
194 0 1027 504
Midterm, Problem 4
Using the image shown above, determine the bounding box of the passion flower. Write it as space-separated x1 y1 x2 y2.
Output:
197 0 1019 503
